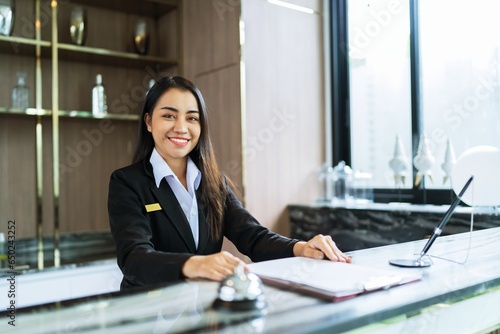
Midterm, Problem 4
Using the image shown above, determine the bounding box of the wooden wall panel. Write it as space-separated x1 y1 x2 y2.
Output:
57 118 136 233
182 0 240 77
181 0 242 193
241 0 324 235
0 116 37 238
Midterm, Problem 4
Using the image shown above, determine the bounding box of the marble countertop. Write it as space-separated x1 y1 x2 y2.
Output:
2 228 500 333
294 201 500 215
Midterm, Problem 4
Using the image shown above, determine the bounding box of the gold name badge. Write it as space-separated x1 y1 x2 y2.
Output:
145 203 162 212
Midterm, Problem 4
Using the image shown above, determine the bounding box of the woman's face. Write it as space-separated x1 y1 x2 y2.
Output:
145 88 201 165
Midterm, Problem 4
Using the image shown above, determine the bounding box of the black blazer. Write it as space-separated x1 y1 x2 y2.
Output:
108 157 298 289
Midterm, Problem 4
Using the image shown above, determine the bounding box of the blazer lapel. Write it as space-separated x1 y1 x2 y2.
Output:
150 179 196 253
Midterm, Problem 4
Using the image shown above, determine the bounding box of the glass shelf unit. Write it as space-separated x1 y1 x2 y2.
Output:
0 108 140 121
0 35 51 55
0 37 177 69
56 43 178 68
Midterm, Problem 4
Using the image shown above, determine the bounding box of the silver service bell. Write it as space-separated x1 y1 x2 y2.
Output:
213 265 267 312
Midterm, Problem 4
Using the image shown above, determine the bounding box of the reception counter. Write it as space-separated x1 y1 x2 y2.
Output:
1 227 500 333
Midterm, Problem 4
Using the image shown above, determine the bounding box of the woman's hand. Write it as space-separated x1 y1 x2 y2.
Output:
182 251 248 281
293 234 352 263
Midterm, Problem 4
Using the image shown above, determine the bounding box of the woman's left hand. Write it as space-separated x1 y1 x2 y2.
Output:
293 234 352 263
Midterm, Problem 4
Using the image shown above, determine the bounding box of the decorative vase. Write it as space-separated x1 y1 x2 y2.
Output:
133 19 149 55
70 6 86 46
0 0 15 36
413 133 435 187
389 134 410 187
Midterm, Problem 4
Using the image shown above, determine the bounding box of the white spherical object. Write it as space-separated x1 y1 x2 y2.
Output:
451 146 500 206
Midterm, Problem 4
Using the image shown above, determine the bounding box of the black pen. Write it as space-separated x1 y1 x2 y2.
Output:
417 175 474 262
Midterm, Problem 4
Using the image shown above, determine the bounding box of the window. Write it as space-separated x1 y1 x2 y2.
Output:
332 0 500 204
419 0 500 188
348 0 412 189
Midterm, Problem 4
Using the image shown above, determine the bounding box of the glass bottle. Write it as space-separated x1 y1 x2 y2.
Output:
92 74 107 117
12 72 30 110
316 163 334 203
331 160 353 205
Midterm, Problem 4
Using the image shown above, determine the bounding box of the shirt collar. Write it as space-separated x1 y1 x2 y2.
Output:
150 148 201 190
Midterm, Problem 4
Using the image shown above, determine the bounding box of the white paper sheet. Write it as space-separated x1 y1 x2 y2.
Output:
248 257 421 301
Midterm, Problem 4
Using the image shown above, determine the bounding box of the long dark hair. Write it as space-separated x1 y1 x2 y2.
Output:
133 76 227 241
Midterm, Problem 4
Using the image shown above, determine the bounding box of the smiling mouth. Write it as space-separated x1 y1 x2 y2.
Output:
168 137 190 145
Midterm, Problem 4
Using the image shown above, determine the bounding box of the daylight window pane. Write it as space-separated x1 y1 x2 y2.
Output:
348 0 412 188
420 0 500 189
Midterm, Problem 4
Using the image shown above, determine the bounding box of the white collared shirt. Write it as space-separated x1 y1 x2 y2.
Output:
150 148 202 249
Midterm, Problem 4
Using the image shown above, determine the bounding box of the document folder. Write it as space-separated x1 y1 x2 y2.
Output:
248 257 422 302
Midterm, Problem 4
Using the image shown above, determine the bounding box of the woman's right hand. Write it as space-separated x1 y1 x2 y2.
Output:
182 251 248 281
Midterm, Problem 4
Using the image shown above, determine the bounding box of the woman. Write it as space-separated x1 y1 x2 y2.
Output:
108 76 351 290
